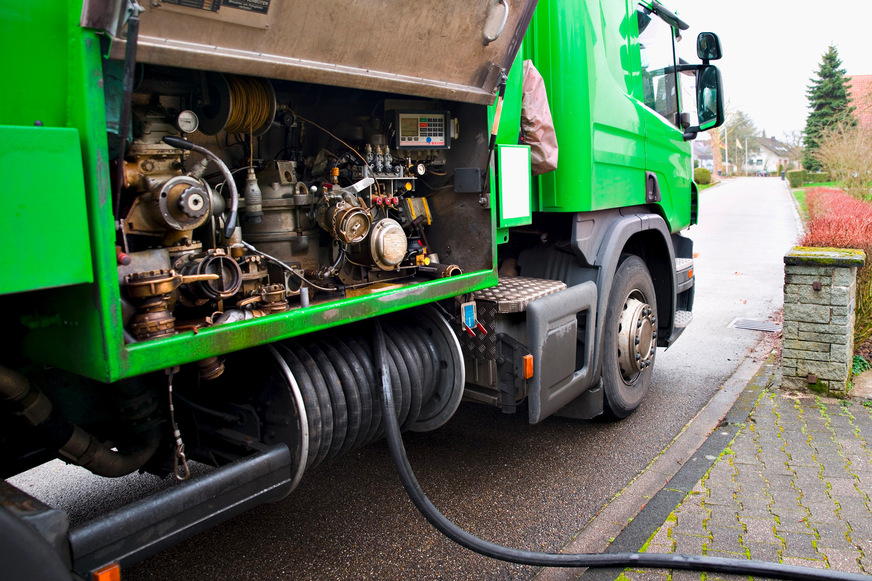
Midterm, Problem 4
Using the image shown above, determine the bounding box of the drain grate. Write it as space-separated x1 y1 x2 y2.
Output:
728 318 782 333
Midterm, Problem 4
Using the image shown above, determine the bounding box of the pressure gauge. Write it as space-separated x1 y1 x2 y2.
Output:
177 110 200 134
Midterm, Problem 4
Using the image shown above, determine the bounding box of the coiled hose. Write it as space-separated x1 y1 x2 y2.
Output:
269 307 463 471
369 319 869 581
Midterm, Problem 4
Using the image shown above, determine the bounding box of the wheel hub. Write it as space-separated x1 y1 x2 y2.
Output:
617 295 656 380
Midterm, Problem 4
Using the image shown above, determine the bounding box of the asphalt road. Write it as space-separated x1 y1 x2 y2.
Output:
9 177 800 580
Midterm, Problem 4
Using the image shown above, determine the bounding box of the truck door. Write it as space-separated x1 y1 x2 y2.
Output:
635 3 692 224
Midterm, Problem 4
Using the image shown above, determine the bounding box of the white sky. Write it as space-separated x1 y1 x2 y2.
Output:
666 0 872 141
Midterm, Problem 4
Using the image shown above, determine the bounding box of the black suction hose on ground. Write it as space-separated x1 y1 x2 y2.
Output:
371 319 869 581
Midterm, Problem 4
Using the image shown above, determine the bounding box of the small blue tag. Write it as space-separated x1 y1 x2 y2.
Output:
461 302 476 330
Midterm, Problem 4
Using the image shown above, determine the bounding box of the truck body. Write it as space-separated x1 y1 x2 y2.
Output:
0 0 723 577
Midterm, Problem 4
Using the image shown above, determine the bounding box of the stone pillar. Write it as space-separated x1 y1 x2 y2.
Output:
782 246 866 395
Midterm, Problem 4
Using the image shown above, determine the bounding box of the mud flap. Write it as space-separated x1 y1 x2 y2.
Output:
526 281 597 423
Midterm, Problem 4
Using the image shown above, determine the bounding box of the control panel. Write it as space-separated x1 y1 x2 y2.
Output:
395 110 451 150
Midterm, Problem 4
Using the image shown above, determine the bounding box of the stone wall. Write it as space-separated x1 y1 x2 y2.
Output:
782 246 866 395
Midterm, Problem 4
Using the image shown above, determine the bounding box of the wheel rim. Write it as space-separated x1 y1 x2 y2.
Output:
616 289 656 384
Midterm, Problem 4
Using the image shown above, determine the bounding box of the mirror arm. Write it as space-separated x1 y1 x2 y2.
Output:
651 64 701 76
650 0 690 30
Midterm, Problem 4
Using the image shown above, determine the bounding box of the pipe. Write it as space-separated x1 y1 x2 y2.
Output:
369 321 870 581
57 424 160 479
417 263 462 278
0 365 162 479
0 365 52 426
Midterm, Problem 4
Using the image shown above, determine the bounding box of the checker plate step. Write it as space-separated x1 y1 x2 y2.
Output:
472 276 567 313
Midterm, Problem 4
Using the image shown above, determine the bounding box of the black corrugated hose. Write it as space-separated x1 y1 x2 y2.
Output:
371 319 870 581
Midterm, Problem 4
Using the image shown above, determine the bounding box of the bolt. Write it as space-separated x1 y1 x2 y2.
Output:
635 337 640 345
636 353 641 361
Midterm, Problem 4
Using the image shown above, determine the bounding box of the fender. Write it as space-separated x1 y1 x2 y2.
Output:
584 208 677 384
516 208 677 411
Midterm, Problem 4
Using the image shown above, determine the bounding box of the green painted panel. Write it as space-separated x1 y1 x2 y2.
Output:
120 270 497 380
0 2 71 127
0 125 92 294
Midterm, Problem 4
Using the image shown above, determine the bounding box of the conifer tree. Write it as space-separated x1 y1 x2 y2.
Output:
803 45 855 171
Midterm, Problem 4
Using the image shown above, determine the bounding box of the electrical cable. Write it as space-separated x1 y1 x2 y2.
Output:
370 319 870 581
239 240 338 292
289 110 370 168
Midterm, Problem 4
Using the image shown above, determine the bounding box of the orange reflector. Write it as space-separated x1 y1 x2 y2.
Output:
93 563 121 581
688 269 693 279
523 354 534 380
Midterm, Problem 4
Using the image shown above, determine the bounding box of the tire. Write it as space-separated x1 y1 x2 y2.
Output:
0 506 72 581
602 255 658 419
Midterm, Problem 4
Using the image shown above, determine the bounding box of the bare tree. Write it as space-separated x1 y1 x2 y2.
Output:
708 128 723 179
780 130 805 169
814 119 872 200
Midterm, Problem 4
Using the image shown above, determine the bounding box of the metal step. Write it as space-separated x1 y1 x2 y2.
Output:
471 276 567 313
674 309 693 329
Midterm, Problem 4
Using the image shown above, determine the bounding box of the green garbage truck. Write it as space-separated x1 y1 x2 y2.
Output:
0 0 723 577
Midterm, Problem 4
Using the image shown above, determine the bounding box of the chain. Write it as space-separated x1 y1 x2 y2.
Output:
167 367 191 481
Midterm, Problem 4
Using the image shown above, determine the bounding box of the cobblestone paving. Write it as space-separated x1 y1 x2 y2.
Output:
621 390 872 580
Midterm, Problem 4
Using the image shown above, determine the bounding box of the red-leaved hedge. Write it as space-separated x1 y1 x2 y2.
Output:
802 188 872 248
799 187 872 350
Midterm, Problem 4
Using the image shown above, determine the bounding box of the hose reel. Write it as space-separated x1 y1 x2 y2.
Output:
250 306 464 493
195 72 277 137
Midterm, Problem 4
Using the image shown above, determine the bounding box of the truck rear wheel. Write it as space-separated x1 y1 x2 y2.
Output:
602 255 657 419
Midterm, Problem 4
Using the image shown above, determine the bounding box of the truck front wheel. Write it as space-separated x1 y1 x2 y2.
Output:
602 255 657 419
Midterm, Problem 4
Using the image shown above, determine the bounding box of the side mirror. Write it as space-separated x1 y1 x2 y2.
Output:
697 32 722 63
683 65 724 141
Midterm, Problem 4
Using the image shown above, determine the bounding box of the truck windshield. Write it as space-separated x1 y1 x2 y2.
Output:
637 5 679 125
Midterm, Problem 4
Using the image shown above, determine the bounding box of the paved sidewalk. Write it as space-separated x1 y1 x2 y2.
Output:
620 368 872 580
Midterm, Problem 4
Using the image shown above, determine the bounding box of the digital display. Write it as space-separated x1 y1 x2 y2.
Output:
400 117 419 138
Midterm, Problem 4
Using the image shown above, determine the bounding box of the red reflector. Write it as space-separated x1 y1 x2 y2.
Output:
523 354 534 380
93 563 121 581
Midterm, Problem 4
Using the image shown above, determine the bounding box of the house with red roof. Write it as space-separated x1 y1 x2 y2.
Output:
849 75 872 130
